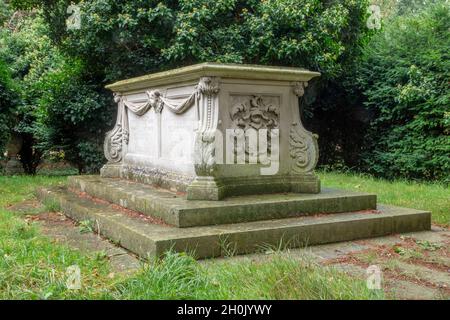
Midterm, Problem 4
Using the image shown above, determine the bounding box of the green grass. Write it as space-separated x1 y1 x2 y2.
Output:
0 175 114 299
0 209 114 299
0 175 66 207
110 252 382 300
319 171 449 227
1 171 448 300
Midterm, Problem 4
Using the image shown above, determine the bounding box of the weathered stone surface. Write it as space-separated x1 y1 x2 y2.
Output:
69 175 377 228
35 210 140 273
101 63 322 200
385 279 446 300
4 157 24 175
390 260 450 288
309 243 370 261
36 62 436 263
36 186 430 260
4 134 24 175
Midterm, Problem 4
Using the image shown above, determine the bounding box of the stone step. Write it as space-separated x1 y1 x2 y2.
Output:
68 175 377 228
36 186 430 260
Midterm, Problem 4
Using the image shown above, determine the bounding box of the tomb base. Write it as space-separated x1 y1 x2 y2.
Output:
100 164 321 200
36 175 431 259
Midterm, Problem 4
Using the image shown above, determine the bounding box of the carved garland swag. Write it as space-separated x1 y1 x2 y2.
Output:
104 77 219 163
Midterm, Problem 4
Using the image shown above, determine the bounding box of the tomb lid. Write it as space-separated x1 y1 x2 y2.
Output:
106 62 320 92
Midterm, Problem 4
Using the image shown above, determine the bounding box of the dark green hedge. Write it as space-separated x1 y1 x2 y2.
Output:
0 59 18 156
356 2 450 182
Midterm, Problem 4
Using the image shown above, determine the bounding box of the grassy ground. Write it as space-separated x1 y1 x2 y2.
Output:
0 171 447 299
320 171 449 227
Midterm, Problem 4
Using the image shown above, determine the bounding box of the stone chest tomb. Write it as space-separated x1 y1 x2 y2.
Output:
37 63 431 259
101 63 321 200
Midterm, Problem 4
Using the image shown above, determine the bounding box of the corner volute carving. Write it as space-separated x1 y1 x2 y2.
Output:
289 81 319 174
193 77 220 176
289 123 319 174
104 93 127 163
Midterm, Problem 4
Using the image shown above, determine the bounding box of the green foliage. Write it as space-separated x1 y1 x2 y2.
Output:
0 0 12 24
78 219 94 234
26 0 369 80
3 0 368 171
34 58 112 173
392 0 444 16
0 59 18 156
241 0 369 77
0 175 111 299
415 239 443 252
0 208 113 299
356 2 450 182
113 252 209 299
1 11 111 173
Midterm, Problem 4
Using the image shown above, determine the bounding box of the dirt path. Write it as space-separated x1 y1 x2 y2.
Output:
281 227 449 299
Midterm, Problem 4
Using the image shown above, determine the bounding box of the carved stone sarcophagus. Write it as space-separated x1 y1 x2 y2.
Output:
102 63 321 200
40 63 429 260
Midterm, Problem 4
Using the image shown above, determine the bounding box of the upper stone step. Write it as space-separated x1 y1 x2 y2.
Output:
68 175 377 228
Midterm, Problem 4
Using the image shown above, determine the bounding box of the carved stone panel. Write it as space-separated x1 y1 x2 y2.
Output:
229 95 280 163
127 109 158 159
230 95 280 130
161 103 196 164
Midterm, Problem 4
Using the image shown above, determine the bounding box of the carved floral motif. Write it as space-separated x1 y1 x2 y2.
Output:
197 77 219 96
229 95 279 162
293 81 308 97
230 96 279 130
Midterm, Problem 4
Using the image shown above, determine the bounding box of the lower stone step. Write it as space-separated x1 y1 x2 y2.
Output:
68 175 377 228
36 186 431 259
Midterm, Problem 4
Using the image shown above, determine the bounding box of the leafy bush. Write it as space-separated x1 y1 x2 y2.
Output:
0 11 63 172
356 2 450 182
5 0 370 174
0 59 18 157
34 59 112 173
30 0 369 80
1 10 112 173
6 1 447 182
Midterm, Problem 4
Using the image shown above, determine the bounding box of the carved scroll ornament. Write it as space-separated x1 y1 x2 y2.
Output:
289 123 319 174
193 77 220 176
288 81 319 173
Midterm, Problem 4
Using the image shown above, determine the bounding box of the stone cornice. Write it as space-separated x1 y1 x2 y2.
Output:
106 63 320 92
